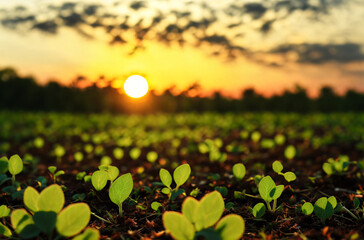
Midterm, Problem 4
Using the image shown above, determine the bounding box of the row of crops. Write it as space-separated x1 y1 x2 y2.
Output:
0 112 363 239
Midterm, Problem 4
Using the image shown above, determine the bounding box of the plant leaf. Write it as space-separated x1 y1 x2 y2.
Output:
0 222 12 237
322 163 334 175
0 156 8 174
159 169 172 188
109 173 133 207
232 163 246 180
73 228 100 240
314 197 334 223
163 212 195 240
48 166 57 174
23 186 40 212
0 205 11 218
258 176 275 203
252 203 266 218
182 197 199 224
8 154 23 176
56 203 91 237
194 191 225 231
215 214 245 240
11 209 40 239
33 211 57 234
91 170 108 191
283 172 296 182
271 185 284 200
37 184 65 213
151 202 162 211
284 145 296 160
328 196 337 209
302 202 314 215
272 161 283 173
173 164 191 188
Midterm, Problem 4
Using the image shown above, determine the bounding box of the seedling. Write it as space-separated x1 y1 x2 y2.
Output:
232 163 246 181
284 145 296 160
147 151 158 163
0 156 9 174
257 176 284 212
8 155 23 183
8 184 95 239
130 147 141 160
74 152 84 162
252 202 266 218
163 191 245 240
54 145 66 164
272 161 296 182
109 173 133 216
113 148 124 160
160 163 191 199
48 166 65 183
322 156 350 175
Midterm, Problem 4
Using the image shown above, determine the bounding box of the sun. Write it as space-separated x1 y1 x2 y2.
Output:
124 75 149 98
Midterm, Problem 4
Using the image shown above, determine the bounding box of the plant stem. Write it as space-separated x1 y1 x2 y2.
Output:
272 199 277 212
245 193 261 199
12 175 15 185
118 204 123 217
266 201 272 212
342 206 359 221
91 212 113 224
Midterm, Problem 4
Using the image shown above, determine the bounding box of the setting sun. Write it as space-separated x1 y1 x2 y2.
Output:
124 75 149 98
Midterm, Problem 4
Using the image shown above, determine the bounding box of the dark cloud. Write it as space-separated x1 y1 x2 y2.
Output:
1 15 35 29
271 43 364 64
59 13 84 27
130 1 146 10
32 20 58 34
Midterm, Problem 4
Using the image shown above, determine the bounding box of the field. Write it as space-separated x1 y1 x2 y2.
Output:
0 112 363 239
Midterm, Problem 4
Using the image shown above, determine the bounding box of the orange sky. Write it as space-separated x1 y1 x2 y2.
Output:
0 0 363 98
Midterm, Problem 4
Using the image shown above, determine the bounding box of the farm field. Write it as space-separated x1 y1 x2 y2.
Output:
0 112 363 239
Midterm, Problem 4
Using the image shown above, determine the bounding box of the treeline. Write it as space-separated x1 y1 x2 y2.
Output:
1 67 364 113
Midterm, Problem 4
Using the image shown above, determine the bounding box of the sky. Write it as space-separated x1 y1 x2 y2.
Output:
0 0 363 97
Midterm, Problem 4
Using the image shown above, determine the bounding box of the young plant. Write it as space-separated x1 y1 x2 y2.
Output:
8 155 23 183
0 205 11 237
160 163 191 199
163 191 245 240
91 165 120 191
302 196 337 223
232 163 246 181
322 155 350 176
48 166 65 183
8 184 97 239
284 145 296 160
109 173 133 216
252 202 266 218
272 161 296 182
257 176 284 212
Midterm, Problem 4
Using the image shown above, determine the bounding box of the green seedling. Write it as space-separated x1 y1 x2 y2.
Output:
232 163 246 181
113 148 124 160
99 165 119 183
215 186 228 197
130 147 141 160
33 137 44 149
272 161 296 182
151 202 163 213
100 156 112 166
0 205 11 218
147 151 158 163
74 152 84 162
54 145 66 163
8 155 23 183
284 145 296 160
109 173 133 216
8 184 95 239
48 166 65 183
251 131 261 143
313 196 337 223
163 191 245 240
322 156 350 175
274 134 286 145
301 202 314 215
160 163 191 199
252 202 266 218
92 165 120 191
258 176 284 212
0 156 9 174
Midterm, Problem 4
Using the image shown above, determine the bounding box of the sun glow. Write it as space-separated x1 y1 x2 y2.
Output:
124 75 149 98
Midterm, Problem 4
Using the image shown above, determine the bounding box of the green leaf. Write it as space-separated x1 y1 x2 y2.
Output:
314 197 334 223
11 209 40 239
0 222 12 237
56 203 91 237
0 205 10 218
105 166 119 182
129 147 141 160
151 202 162 211
271 185 284 200
258 176 276 203
284 145 296 160
91 170 108 191
33 211 57 234
232 163 246 180
214 186 228 197
23 186 40 212
161 187 171 195
328 196 337 209
73 228 100 240
37 184 65 213
283 172 296 182
302 202 314 215
74 152 84 162
54 170 65 178
182 197 199 224
272 161 283 173
109 173 133 209
173 164 191 188
113 148 124 160
8 154 23 176
0 156 8 174
322 162 334 175
215 214 245 240
147 151 158 163
194 191 225 231
159 169 172 188
353 198 360 209
252 203 266 218
163 212 195 240
48 166 57 174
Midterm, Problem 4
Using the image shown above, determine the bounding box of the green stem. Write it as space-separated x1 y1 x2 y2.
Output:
12 175 15 185
245 194 261 199
272 199 277 212
342 206 359 221
91 212 113 224
118 204 123 217
266 201 272 212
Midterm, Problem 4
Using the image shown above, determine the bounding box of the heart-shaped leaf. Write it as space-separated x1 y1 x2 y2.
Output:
37 184 65 213
252 203 266 218
163 212 195 240
91 170 108 191
194 191 224 231
215 214 245 240
11 209 40 239
56 203 91 237
173 164 191 188
314 197 334 223
24 186 40 212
